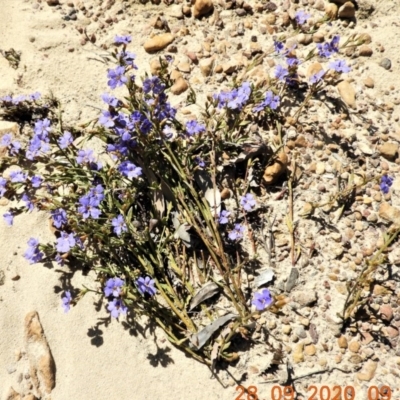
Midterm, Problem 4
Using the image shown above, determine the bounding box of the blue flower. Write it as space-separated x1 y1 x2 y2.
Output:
117 51 137 68
295 10 311 25
380 175 394 194
136 276 157 296
31 175 42 188
309 70 326 85
1 133 12 146
24 238 43 264
275 65 289 81
9 170 27 183
317 35 340 58
56 232 76 253
240 193 256 211
329 59 351 73
253 90 280 112
29 92 41 101
111 215 128 236
98 110 116 128
252 289 273 311
218 210 231 224
0 178 7 196
186 120 206 136
78 195 101 220
107 66 128 89
273 40 285 53
101 93 120 107
114 35 132 45
58 131 73 149
107 298 128 318
34 118 52 140
228 223 245 241
61 291 72 313
22 193 34 212
104 277 125 297
118 161 142 179
142 76 165 95
76 149 95 165
214 82 251 111
3 211 13 226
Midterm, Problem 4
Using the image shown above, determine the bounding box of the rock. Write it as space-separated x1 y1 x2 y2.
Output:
305 344 316 356
379 203 400 228
282 325 292 335
338 335 348 349
0 121 19 136
358 141 373 155
144 34 175 53
25 312 56 397
193 0 214 18
199 57 214 77
379 142 398 160
46 0 59 5
325 3 338 19
222 61 238 74
150 59 162 75
349 341 361 353
379 304 393 321
380 58 391 70
356 360 378 381
307 62 323 78
263 152 288 184
177 61 191 73
360 331 374 345
337 80 356 109
385 327 399 338
291 290 317 306
292 343 304 363
363 77 374 88
338 1 355 18
316 162 325 175
349 354 363 364
298 33 313 45
358 45 373 57
170 77 189 95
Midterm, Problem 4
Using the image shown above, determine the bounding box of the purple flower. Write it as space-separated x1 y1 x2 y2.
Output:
114 35 132 45
240 193 256 211
58 131 73 149
142 76 165 95
309 70 325 85
1 133 12 146
0 177 7 197
29 92 41 101
52 208 67 228
286 57 300 67
61 291 72 313
34 118 51 140
78 195 101 219
273 40 285 53
3 211 13 226
136 276 157 296
9 170 27 183
118 51 137 68
228 223 245 241
98 110 116 128
104 277 124 297
107 298 128 318
76 149 95 165
275 65 289 81
101 93 120 107
253 90 280 112
31 175 42 188
219 210 231 224
214 82 251 111
317 35 340 58
10 141 21 155
24 238 43 264
329 59 351 73
380 175 394 194
22 193 34 212
252 288 273 311
118 161 142 179
56 232 76 253
55 253 65 266
186 120 206 136
295 10 311 25
107 66 128 89
195 156 206 168
111 214 127 236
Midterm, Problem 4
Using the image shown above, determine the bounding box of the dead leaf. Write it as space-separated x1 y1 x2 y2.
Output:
194 170 221 215
254 269 275 287
189 282 220 310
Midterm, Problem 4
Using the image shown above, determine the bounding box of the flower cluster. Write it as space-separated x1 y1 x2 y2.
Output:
104 278 127 318
0 92 41 105
380 175 393 194
26 118 52 160
253 91 280 113
78 184 104 219
214 82 251 111
317 36 340 58
24 238 43 264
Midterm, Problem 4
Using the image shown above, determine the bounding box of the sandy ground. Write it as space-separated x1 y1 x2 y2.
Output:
1 0 400 399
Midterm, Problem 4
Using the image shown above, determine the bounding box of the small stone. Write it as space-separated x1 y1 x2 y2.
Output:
3 387 21 400
144 33 175 53
282 325 292 334
177 61 191 73
363 77 374 88
312 32 325 43
379 304 393 321
318 358 327 367
222 61 238 74
291 290 317 306
380 58 391 70
305 344 316 356
359 45 373 57
316 162 325 175
295 326 307 339
361 332 374 345
292 343 304 363
385 327 399 338
379 142 398 161
46 0 59 5
193 0 214 18
338 335 348 349
325 3 338 19
379 203 400 228
338 1 355 18
199 57 214 77
349 354 363 364
263 152 288 184
307 62 323 78
356 360 378 381
349 341 361 353
150 59 162 75
298 33 313 45
170 77 189 95
337 81 356 109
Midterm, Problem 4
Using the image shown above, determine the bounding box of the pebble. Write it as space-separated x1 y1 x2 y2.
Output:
144 33 175 53
338 1 355 18
305 344 316 356
170 77 189 95
363 77 374 88
338 335 348 349
316 162 325 175
295 327 307 339
337 80 356 109
349 341 361 353
282 325 292 335
379 142 398 160
46 0 59 5
193 0 214 18
380 58 391 70
325 3 338 19
358 45 373 57
379 304 393 321
356 360 378 381
291 290 317 306
292 343 304 363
